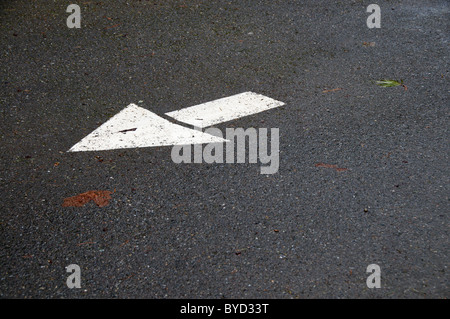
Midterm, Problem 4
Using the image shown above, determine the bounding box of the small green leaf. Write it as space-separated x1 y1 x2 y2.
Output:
375 79 403 87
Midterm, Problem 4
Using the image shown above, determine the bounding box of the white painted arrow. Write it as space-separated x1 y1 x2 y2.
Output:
165 91 285 128
68 92 285 152
68 104 227 152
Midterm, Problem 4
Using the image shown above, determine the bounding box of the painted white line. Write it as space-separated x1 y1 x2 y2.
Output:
68 104 228 152
165 92 285 128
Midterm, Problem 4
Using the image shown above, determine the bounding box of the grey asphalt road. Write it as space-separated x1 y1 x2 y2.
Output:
0 0 448 298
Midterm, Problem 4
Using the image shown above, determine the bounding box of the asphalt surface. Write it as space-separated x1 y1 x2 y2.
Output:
0 0 448 298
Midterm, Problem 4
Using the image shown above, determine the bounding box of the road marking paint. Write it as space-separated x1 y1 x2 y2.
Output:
165 92 285 128
68 104 227 152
